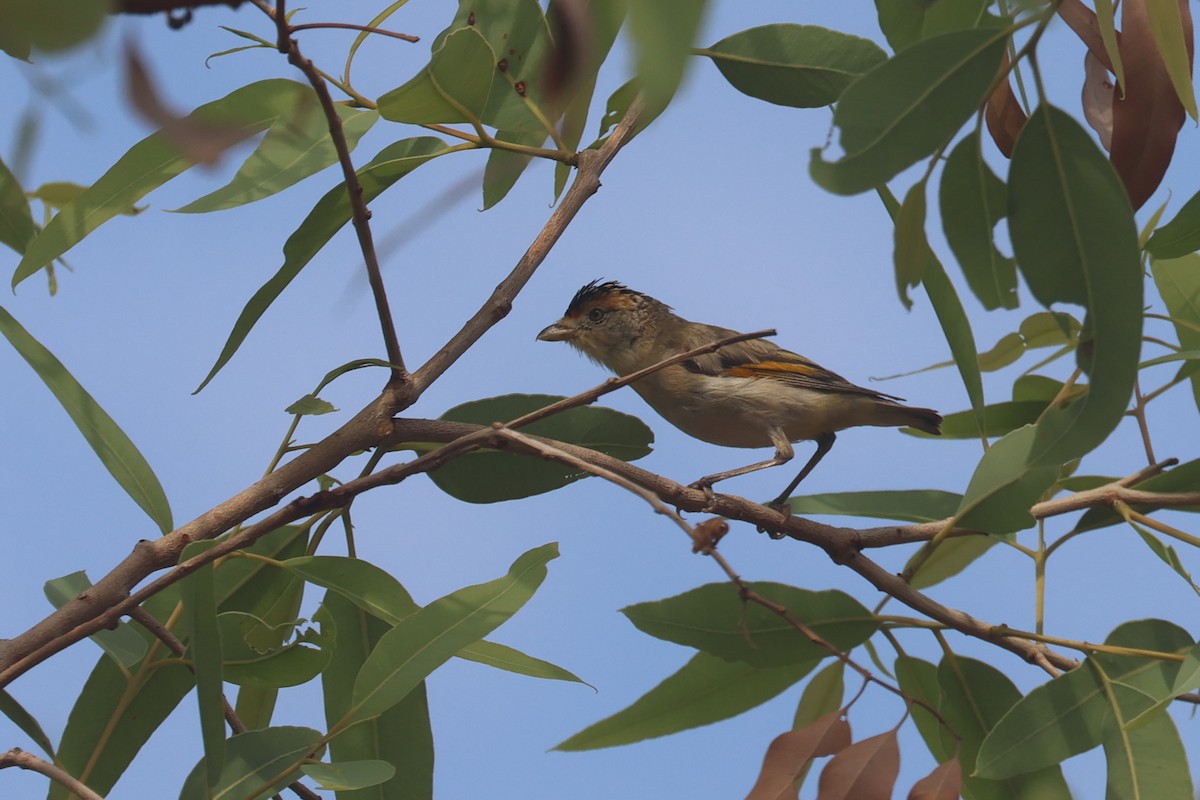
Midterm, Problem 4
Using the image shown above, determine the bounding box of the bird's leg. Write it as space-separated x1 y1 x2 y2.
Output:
690 428 794 503
768 432 836 510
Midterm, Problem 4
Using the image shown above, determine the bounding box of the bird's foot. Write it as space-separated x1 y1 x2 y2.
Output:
686 479 719 512
757 497 792 539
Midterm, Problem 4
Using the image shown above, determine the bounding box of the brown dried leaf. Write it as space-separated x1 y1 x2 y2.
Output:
816 729 900 800
744 712 851 800
124 41 253 165
1110 0 1192 209
985 51 1027 158
1058 0 1118 71
907 758 963 800
1082 51 1115 150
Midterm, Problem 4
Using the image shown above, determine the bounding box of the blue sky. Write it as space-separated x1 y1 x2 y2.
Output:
3 2 1200 797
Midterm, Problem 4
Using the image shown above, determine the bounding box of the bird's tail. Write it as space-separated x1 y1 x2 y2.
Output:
871 402 943 435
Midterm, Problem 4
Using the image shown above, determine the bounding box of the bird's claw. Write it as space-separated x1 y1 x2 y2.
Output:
757 498 792 539
687 479 718 511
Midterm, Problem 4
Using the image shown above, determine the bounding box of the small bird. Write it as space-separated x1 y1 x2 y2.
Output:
537 280 942 508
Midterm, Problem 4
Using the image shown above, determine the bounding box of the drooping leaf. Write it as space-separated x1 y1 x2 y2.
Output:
1147 190 1200 257
1 306 173 533
177 726 323 800
411 393 653 503
811 28 1007 194
554 651 812 751
1072 457 1200 533
785 489 961 523
816 729 900 800
745 713 852 800
1151 254 1200 412
0 156 34 254
179 541 226 789
174 105 378 213
906 759 963 800
0 0 108 55
482 129 546 209
14 80 310 288
321 592 434 800
955 425 1058 534
703 24 887 108
301 760 397 792
940 129 1018 309
894 178 930 308
1102 706 1193 800
0 689 55 758
621 582 878 668
457 639 590 686
195 136 450 392
344 543 557 727
628 0 707 115
1008 105 1142 466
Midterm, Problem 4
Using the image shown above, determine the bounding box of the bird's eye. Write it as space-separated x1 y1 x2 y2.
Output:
587 307 606 323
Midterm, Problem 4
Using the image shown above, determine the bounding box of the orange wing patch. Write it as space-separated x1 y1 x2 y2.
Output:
725 360 823 380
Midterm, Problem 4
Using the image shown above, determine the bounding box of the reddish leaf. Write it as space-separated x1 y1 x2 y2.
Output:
816 730 900 800
1082 51 1115 150
907 758 963 800
1110 0 1193 209
744 712 851 800
984 51 1026 157
1058 0 1118 71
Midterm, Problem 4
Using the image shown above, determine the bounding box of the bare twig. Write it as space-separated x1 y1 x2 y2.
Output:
262 2 408 382
0 748 106 800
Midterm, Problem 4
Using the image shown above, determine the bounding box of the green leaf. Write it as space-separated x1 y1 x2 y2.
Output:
922 0 992 37
894 178 930 307
50 619 194 798
321 592 433 800
344 543 557 727
1146 189 1200 257
0 156 34 254
1151 254 1200 413
1103 707 1193 800
180 542 226 789
874 0 929 52
412 393 653 503
621 583 878 668
178 726 323 800
301 760 397 792
1008 105 1142 466
810 28 1006 194
976 619 1193 779
954 425 1058 534
934 400 1050 439
702 24 887 108
940 129 1018 310
281 555 420 625
794 660 845 729
483 130 545 210
216 525 309 613
895 657 952 762
216 612 330 689
13 80 310 289
909 536 999 590
555 651 811 751
628 0 707 114
880 185 985 437
936 654 1072 799
44 571 148 666
195 136 450 392
1143 0 1197 119
784 489 961 523
284 394 337 416
174 105 378 213
0 689 55 757
1126 519 1200 598
1 306 173 533
457 639 590 686
0 0 108 54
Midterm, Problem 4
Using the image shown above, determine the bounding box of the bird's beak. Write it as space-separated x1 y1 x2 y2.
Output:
536 319 575 342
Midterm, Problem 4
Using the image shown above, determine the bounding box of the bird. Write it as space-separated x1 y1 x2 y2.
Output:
536 280 942 508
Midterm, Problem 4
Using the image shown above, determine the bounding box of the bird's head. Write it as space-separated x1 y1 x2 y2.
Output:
537 280 669 373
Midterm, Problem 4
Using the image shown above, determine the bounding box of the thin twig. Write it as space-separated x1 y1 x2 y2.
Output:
0 748 106 800
263 2 408 381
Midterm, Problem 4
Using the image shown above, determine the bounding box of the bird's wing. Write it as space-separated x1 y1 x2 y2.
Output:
683 334 905 402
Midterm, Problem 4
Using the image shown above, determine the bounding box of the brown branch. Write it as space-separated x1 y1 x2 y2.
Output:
262 3 408 382
410 95 646 395
0 748 106 800
116 0 244 14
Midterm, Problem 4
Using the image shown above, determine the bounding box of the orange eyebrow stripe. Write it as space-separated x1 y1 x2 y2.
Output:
726 360 820 378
